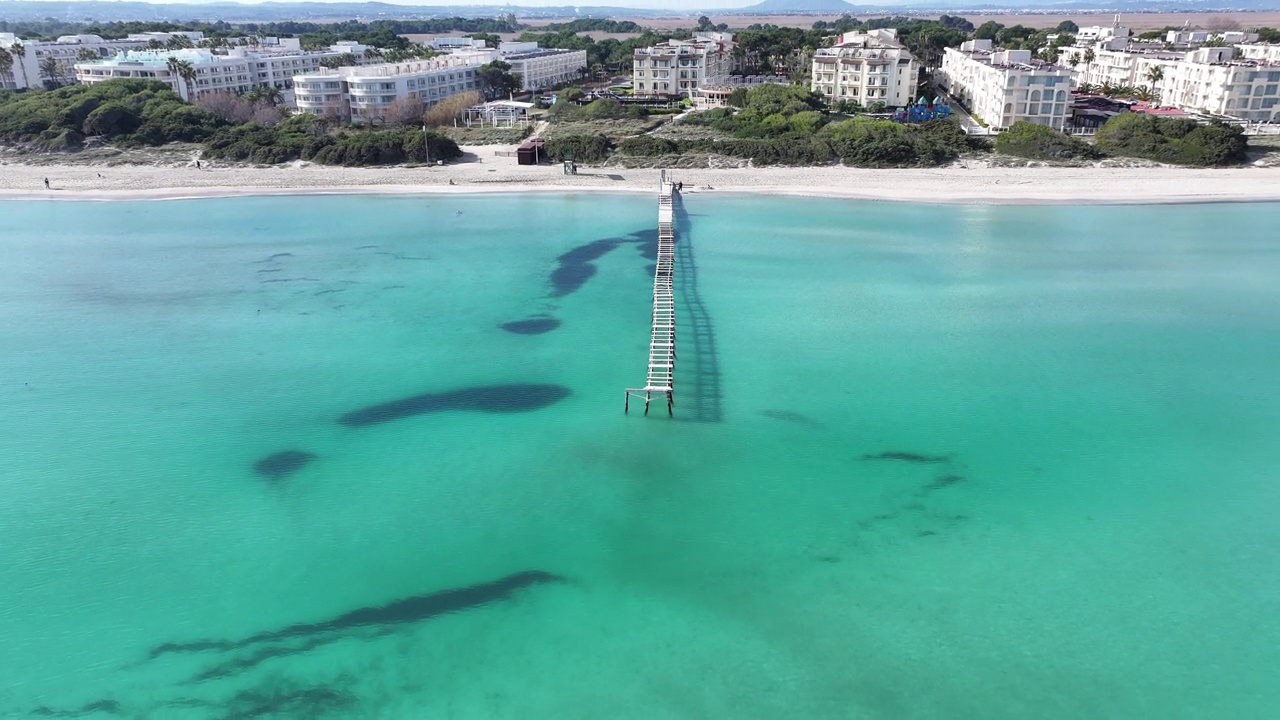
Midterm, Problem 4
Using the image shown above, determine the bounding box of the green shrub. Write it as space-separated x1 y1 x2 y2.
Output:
1094 113 1247 166
203 116 460 166
617 136 677 156
0 79 224 147
682 107 733 127
544 134 613 162
995 121 1098 161
817 117 969 167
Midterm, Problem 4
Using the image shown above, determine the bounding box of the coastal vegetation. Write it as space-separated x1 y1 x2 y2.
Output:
600 84 980 167
1094 113 1247 167
0 79 222 150
202 115 460 166
0 78 460 166
994 121 1099 161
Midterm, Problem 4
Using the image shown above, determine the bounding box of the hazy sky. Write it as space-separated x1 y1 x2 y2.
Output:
20 0 770 7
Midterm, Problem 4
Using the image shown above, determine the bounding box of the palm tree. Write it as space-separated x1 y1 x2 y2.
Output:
1082 48 1096 65
13 42 32 88
39 56 65 88
0 46 13 90
167 56 197 100
1144 65 1165 105
77 47 100 62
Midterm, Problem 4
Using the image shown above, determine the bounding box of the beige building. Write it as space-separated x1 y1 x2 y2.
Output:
937 40 1072 130
633 33 734 97
810 29 920 107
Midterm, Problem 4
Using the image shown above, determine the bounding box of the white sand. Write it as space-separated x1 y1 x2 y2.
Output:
3 145 1280 204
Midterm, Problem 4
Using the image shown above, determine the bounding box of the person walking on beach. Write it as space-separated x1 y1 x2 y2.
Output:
43 178 49 189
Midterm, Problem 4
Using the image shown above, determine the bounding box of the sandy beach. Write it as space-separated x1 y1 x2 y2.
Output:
3 145 1280 204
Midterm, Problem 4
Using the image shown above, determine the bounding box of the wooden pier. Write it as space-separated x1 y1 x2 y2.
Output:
625 172 677 416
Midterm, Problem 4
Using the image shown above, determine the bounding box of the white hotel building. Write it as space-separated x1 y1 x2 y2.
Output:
73 44 375 101
810 29 920 107
633 33 734 97
1 31 214 90
293 56 485 121
1058 44 1280 122
497 42 587 91
937 40 1072 130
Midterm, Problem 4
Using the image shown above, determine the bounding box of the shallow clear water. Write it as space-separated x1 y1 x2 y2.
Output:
1 194 1278 718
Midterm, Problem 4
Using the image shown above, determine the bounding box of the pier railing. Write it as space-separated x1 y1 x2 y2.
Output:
625 172 676 416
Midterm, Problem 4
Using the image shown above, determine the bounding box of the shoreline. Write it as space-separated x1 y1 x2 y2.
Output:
4 157 1280 205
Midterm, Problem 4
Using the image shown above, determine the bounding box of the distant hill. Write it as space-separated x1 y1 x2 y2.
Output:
734 0 856 13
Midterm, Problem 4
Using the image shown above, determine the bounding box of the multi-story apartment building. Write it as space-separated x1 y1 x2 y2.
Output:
1236 43 1280 63
1075 23 1132 50
497 42 587 91
633 33 734 97
810 29 919 107
2 32 156 89
1166 30 1258 46
937 40 1073 130
73 44 375 100
293 55 487 122
1059 44 1280 122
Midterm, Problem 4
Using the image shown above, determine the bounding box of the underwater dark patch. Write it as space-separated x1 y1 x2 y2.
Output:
549 239 621 297
500 317 560 335
188 636 337 683
926 474 964 491
150 571 565 661
760 409 817 425
253 253 294 264
221 684 355 720
338 384 570 427
862 451 952 463
252 451 316 480
31 699 122 716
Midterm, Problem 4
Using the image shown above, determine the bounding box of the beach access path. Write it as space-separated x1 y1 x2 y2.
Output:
3 145 1280 204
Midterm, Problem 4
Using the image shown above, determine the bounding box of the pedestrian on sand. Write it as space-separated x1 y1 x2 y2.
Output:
43 178 50 189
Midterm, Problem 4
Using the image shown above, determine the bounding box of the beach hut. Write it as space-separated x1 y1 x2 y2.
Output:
517 138 546 166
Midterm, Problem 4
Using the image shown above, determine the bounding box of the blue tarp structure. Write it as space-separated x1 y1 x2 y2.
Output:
893 97 952 123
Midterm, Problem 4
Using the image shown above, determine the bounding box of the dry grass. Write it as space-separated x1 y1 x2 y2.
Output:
542 117 667 140
0 141 201 167
437 124 532 146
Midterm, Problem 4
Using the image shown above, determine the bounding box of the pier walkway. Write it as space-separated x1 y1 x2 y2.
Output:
625 172 676 416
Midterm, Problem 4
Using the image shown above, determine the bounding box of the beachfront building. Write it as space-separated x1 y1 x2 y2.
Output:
72 44 377 101
810 29 920 107
1165 29 1259 47
1238 44 1280 63
1 32 161 89
1074 22 1132 50
293 55 487 122
497 42 587 91
633 33 734 97
426 37 488 51
937 40 1072 130
1059 44 1280 122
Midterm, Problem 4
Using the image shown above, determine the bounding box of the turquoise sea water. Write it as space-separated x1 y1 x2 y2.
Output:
1 194 1278 718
